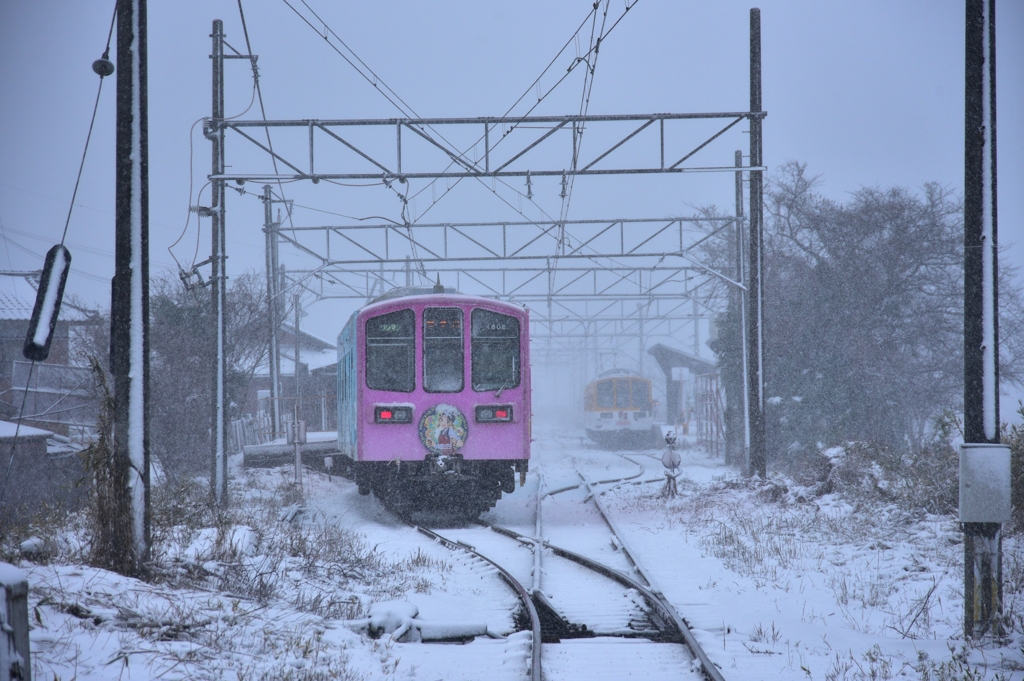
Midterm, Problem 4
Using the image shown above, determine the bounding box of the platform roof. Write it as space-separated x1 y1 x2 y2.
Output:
646 342 716 377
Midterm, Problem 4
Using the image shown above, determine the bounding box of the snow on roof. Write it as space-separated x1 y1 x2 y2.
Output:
0 271 92 322
0 272 38 320
0 420 53 439
253 347 338 377
646 341 716 375
279 323 336 352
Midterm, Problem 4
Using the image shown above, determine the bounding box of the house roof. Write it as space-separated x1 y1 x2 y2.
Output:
278 322 336 352
0 420 53 440
253 325 337 377
0 271 93 322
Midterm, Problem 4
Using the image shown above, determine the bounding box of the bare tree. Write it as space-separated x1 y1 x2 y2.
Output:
760 162 1023 457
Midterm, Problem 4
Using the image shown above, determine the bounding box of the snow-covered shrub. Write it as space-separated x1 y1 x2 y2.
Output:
822 440 958 515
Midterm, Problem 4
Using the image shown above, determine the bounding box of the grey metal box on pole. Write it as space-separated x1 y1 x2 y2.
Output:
960 443 1011 524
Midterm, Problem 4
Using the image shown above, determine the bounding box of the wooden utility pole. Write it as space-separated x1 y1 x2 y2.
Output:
110 0 150 575
962 0 1010 639
746 8 766 478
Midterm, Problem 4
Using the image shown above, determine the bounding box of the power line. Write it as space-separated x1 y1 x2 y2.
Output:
269 1 640 280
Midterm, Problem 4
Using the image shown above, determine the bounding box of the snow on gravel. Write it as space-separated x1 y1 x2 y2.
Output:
11 432 1024 680
524 433 1024 680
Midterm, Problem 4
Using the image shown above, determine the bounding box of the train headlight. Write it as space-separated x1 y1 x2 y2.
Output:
475 405 513 423
375 405 413 424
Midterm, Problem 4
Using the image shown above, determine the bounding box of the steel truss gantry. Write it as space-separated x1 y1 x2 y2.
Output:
210 112 765 184
205 11 766 475
269 211 735 368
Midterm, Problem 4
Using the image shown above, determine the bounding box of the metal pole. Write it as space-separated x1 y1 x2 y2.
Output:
746 8 767 479
111 0 150 574
210 19 228 505
638 303 645 376
727 149 748 467
294 292 302 420
963 0 1002 639
263 185 281 438
293 404 302 484
692 297 698 356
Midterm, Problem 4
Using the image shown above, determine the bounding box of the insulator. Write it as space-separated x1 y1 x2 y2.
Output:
525 170 533 200
559 172 568 199
92 58 114 77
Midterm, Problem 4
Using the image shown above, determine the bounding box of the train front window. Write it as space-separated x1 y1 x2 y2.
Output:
471 309 520 392
631 379 651 409
424 307 464 392
365 309 415 392
614 379 631 408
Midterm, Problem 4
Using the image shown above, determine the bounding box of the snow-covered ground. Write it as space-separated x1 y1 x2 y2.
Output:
7 430 1024 680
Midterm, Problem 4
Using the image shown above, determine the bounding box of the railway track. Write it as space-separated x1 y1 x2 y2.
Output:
415 450 726 681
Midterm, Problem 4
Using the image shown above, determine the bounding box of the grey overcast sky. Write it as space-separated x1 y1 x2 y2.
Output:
1 1 1022 416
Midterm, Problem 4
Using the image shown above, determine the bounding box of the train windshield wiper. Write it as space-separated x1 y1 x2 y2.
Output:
494 356 516 398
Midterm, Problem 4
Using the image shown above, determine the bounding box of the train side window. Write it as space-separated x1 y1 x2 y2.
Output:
424 307 464 392
596 380 614 408
584 384 595 411
614 378 631 408
471 309 520 391
365 309 415 392
631 379 651 409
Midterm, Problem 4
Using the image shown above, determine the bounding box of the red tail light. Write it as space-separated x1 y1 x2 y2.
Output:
375 405 413 424
476 405 513 423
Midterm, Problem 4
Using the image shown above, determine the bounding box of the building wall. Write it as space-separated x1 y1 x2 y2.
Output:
0 319 72 434
0 434 87 529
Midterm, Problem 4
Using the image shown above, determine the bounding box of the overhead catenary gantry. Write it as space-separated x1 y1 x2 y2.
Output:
209 112 764 183
203 9 767 479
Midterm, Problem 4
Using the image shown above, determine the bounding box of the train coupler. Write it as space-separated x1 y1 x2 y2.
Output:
514 459 529 487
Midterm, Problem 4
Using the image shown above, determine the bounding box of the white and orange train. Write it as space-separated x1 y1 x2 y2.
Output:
583 368 660 449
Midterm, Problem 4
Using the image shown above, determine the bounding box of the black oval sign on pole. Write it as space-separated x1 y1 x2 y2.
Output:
23 244 72 361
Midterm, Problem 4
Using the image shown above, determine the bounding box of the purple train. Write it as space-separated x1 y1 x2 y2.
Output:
337 284 531 518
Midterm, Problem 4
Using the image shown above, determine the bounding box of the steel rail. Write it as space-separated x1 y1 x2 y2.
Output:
498 449 726 681
577 463 727 681
415 526 542 681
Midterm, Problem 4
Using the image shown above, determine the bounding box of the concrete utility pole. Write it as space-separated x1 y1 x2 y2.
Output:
210 19 228 506
724 149 747 467
263 185 281 438
746 8 767 479
111 0 150 575
294 292 302 420
962 0 1010 640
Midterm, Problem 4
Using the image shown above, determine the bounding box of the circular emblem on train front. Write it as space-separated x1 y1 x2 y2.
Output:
418 403 468 456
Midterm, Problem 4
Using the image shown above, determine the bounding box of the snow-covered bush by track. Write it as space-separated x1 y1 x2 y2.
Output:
602 466 1024 675
3 459 459 680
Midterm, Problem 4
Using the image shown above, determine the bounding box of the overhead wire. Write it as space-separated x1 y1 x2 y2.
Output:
281 0 606 229
168 83 257 272
271 1 641 289
557 0 612 251
406 0 639 241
